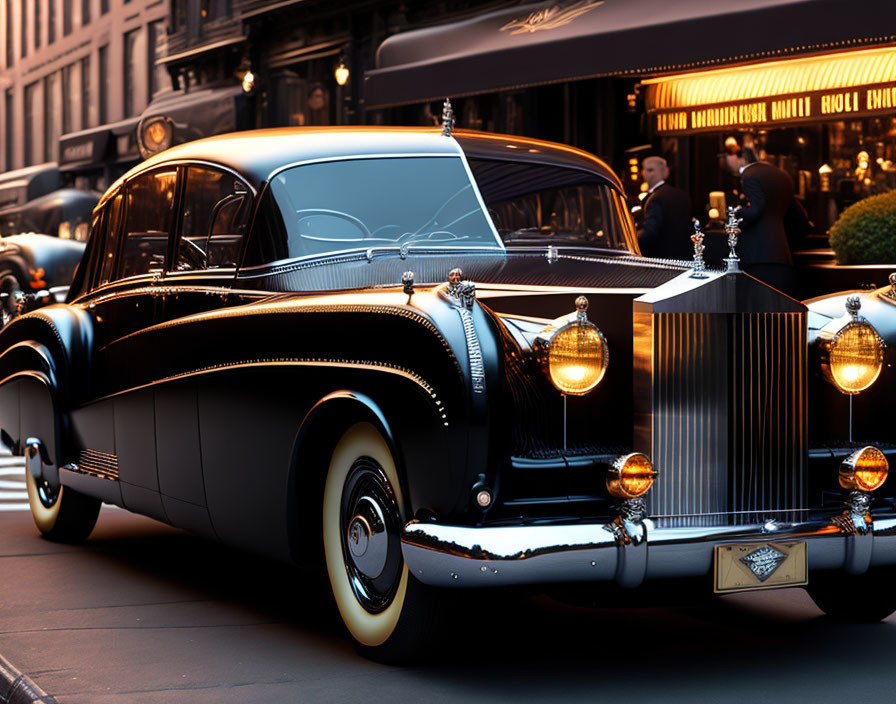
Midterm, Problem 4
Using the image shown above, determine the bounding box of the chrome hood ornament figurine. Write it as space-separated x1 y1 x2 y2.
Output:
690 220 707 279
441 98 455 137
725 206 742 273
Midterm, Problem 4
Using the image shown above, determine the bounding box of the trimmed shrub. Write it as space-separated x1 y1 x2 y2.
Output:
829 190 896 264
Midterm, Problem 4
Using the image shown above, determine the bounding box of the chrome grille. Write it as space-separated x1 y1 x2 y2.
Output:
77 449 120 481
636 310 807 526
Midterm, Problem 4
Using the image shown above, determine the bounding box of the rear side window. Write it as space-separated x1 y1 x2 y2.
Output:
119 169 177 279
98 193 124 286
175 166 250 271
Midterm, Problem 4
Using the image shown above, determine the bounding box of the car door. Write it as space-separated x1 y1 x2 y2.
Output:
150 164 255 536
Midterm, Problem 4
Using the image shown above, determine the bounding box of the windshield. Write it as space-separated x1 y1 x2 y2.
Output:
270 156 502 259
467 158 634 251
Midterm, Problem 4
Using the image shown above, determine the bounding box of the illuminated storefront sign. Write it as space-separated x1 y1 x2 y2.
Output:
644 46 896 135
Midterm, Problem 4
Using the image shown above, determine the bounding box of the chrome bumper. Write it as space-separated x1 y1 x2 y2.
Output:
401 511 896 589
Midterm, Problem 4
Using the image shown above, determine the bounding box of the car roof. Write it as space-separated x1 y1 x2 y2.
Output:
101 126 622 206
453 130 623 191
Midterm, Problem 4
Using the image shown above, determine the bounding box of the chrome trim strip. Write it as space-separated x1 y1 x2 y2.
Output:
401 513 896 588
83 358 448 425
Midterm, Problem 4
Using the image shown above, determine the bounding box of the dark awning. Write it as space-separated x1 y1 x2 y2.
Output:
364 0 896 108
59 117 142 171
137 86 251 156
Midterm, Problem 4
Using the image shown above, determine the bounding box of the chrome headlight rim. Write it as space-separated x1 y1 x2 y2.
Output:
821 319 886 395
607 452 658 499
536 318 609 396
839 445 889 492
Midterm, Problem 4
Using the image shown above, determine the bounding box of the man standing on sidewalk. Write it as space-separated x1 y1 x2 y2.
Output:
637 156 693 261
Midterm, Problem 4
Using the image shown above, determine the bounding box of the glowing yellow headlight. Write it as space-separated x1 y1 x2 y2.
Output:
828 321 885 394
607 453 657 499
539 296 609 396
547 323 608 395
839 445 888 492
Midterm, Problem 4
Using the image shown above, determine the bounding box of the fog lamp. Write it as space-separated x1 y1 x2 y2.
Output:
828 321 885 394
839 446 888 492
607 453 657 499
539 296 608 396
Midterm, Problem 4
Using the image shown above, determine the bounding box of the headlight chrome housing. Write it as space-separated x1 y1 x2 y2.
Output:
819 295 886 395
536 296 608 396
607 453 657 499
839 445 889 492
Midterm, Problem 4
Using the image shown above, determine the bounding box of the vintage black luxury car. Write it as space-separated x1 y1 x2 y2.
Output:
0 188 98 311
1 121 896 661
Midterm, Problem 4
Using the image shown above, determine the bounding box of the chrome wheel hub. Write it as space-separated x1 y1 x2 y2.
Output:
340 458 402 614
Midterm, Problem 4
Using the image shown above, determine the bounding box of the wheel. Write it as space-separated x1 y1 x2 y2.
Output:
26 457 101 543
807 568 896 622
322 421 438 663
0 268 22 316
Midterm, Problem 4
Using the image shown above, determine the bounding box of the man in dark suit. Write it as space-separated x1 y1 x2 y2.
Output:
637 156 693 260
737 150 798 295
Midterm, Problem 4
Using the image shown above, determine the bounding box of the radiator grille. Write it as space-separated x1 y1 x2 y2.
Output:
645 312 807 526
77 449 120 481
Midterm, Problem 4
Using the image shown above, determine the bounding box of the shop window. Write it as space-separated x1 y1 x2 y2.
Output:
120 170 178 279
176 166 250 271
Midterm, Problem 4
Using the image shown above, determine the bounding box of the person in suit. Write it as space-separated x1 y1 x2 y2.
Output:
637 156 694 260
737 149 798 295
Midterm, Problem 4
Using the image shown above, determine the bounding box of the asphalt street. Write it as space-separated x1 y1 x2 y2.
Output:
3 471 896 702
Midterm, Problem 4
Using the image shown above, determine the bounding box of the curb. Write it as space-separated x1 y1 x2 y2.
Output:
0 655 56 704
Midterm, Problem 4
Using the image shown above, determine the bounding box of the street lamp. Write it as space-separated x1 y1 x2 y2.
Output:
335 60 349 86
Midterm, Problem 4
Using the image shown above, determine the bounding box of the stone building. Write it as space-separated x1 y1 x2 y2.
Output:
0 0 169 190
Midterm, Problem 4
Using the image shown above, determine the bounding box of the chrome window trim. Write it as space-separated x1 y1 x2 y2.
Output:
99 159 257 209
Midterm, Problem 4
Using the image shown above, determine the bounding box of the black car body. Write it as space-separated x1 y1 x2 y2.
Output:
1 126 895 660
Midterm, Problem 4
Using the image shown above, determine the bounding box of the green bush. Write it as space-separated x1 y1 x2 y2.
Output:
829 190 896 264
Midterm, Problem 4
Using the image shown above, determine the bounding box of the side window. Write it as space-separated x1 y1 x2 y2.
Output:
176 166 250 271
119 168 178 279
98 193 124 286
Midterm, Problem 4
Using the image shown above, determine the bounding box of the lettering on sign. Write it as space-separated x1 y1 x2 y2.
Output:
62 142 93 162
653 82 896 134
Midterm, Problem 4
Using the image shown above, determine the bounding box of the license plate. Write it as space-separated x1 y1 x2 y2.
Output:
714 541 808 594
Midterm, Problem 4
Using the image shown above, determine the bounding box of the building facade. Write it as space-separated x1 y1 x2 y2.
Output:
0 0 168 190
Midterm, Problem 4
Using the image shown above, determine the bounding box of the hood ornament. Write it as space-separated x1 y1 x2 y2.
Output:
689 221 708 279
441 98 455 137
724 206 742 273
402 270 415 300
446 267 475 309
442 267 484 394
886 272 896 301
575 295 589 322
846 294 862 321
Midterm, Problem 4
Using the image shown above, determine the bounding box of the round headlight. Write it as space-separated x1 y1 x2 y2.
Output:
607 453 657 499
547 322 608 395
839 445 888 492
828 321 885 394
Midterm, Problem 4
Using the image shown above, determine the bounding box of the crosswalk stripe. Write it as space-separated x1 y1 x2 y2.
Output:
0 458 28 510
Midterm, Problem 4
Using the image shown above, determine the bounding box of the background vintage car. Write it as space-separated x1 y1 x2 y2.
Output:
0 188 99 311
0 126 894 662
